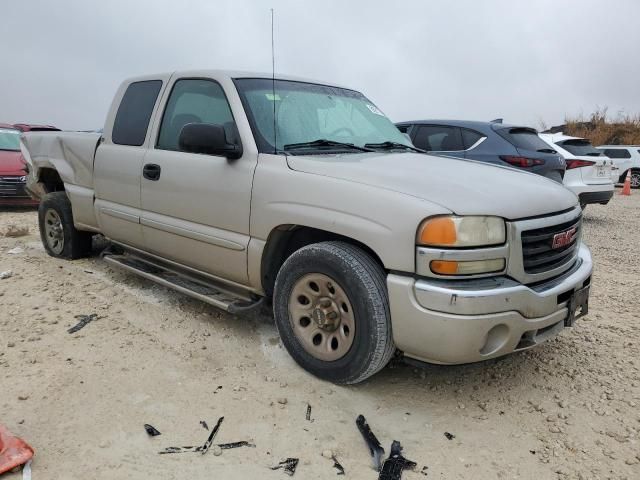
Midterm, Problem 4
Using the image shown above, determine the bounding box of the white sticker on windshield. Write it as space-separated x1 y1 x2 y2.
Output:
366 104 385 116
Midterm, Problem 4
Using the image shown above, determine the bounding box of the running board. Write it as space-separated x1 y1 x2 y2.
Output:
102 253 263 314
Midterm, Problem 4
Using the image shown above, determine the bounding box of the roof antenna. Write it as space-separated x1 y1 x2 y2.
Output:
271 8 277 154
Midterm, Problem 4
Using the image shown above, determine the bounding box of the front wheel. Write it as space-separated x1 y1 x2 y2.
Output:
38 191 93 259
273 241 395 384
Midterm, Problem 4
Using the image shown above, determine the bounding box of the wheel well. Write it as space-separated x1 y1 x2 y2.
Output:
38 168 64 192
261 225 385 298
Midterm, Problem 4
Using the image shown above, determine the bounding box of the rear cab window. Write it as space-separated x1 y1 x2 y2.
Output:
497 127 553 152
556 139 602 157
112 80 163 146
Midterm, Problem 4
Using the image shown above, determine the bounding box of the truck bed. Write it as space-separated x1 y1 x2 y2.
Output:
21 131 102 231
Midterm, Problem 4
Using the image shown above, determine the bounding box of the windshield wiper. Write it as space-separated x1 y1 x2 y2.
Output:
585 152 602 157
536 148 557 154
364 141 425 153
283 139 374 152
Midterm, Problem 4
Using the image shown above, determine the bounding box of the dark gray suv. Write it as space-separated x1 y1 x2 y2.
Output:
396 120 566 182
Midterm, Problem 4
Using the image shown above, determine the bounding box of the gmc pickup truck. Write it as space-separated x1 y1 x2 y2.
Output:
21 70 593 384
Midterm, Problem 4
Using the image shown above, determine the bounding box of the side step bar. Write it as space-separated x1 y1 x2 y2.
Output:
102 253 263 314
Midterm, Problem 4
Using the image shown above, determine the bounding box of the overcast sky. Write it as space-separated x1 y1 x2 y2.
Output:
3 0 639 130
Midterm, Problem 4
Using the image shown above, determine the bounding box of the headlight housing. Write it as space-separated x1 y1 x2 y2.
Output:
416 215 508 278
417 216 505 248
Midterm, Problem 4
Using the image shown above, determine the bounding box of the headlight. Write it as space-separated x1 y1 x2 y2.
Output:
417 216 505 247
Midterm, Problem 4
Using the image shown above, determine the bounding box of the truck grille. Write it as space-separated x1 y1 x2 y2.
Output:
521 215 581 275
0 176 29 198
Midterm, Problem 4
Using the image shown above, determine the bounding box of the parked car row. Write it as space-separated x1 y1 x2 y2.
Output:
0 123 59 206
396 119 617 209
596 145 640 187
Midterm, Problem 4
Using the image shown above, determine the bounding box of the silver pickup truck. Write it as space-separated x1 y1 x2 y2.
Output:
21 70 592 384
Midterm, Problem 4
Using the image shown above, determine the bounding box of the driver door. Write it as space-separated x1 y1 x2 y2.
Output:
140 77 257 284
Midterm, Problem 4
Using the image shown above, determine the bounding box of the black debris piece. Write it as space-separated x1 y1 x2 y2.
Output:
420 465 428 476
306 404 312 421
200 420 209 431
214 385 223 394
529 450 536 455
270 458 299 476
218 441 255 450
201 417 224 455
67 314 98 334
444 432 455 441
158 446 202 454
355 414 385 471
144 424 161 436
378 440 417 480
332 456 345 475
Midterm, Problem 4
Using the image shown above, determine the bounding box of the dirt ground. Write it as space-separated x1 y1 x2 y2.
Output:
1 192 639 480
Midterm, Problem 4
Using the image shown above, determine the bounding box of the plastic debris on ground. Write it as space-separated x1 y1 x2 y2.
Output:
67 314 98 334
355 414 385 471
332 455 345 475
355 415 418 480
144 424 161 436
378 441 417 480
270 458 299 476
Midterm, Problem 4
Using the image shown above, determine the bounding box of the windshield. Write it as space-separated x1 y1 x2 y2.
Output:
557 139 602 157
234 78 412 153
0 128 21 151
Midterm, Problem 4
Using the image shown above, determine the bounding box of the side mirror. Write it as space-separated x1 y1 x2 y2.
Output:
178 123 242 159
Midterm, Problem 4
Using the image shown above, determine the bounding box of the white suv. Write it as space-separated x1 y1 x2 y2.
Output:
596 145 640 188
539 133 614 208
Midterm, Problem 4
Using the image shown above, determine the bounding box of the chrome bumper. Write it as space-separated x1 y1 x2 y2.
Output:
388 243 592 365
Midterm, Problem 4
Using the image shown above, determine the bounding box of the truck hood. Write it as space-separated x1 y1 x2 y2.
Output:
0 150 27 176
286 152 578 220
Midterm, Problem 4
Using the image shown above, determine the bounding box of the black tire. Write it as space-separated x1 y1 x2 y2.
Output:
273 241 395 384
38 191 93 259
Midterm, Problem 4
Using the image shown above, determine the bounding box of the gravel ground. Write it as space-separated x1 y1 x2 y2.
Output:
1 192 639 480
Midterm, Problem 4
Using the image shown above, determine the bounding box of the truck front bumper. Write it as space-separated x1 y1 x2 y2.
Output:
388 244 593 364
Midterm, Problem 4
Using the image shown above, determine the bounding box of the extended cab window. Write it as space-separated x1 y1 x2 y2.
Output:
413 125 464 151
157 79 234 152
112 80 162 146
602 148 631 159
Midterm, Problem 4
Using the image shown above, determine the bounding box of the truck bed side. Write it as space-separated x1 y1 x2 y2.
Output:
21 131 102 232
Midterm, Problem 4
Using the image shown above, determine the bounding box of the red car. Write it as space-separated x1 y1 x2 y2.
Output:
12 123 60 133
0 123 39 206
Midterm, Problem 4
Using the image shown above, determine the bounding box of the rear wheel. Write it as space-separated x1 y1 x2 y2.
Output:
38 192 93 259
631 170 640 189
273 241 395 384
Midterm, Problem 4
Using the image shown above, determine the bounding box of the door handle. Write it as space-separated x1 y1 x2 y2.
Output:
143 163 161 181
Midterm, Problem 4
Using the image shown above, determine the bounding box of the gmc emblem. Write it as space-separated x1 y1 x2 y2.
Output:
552 227 577 249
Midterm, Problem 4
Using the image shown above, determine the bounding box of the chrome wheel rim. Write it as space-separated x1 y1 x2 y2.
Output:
44 209 64 254
631 173 640 188
288 273 355 361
